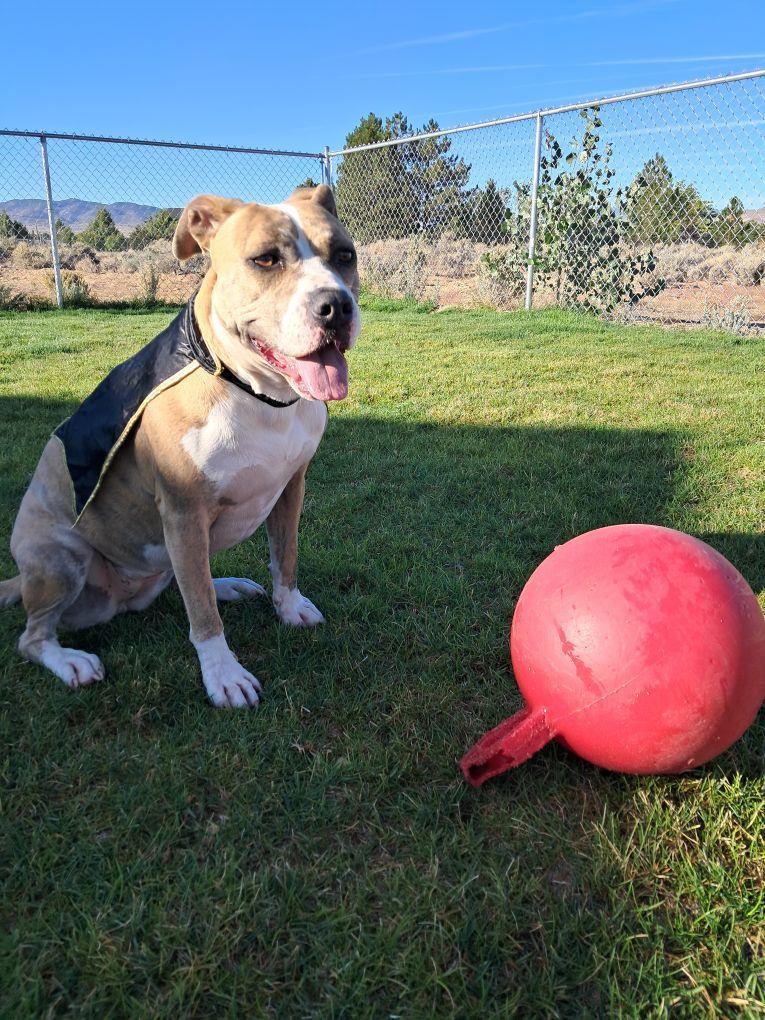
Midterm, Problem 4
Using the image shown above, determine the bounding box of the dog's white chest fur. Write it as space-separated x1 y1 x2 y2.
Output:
180 389 326 553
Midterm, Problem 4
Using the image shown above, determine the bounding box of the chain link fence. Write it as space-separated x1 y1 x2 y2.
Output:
331 69 765 333
2 69 765 332
0 131 324 309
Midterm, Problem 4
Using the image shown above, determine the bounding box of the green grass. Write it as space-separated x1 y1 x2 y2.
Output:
0 305 763 1018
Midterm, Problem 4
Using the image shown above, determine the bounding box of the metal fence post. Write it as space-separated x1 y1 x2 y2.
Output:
321 145 332 186
524 113 544 311
39 135 63 308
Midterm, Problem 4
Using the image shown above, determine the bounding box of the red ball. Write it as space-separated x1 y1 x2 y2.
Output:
461 525 765 785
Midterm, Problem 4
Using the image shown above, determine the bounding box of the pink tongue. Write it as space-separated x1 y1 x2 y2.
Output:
295 344 349 401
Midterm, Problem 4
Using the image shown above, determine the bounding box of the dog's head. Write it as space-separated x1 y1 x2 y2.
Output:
173 186 360 401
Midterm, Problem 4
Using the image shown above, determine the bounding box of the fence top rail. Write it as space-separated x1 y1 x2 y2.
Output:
327 67 765 157
0 128 324 160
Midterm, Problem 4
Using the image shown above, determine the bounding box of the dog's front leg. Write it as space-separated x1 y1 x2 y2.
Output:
266 466 325 627
162 501 261 708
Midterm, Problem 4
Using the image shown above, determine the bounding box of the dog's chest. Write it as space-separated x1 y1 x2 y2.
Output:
181 394 326 552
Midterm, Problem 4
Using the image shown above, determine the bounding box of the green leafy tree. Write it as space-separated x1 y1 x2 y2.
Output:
127 208 180 249
55 217 76 245
334 112 471 242
0 211 29 239
297 177 318 189
624 155 714 244
710 195 748 247
77 208 125 251
457 179 508 243
534 109 662 314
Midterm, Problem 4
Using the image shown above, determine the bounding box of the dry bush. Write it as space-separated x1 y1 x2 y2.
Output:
59 243 100 272
475 247 527 309
137 263 160 306
701 293 753 335
430 232 481 279
0 238 16 264
176 251 209 279
653 243 765 287
12 241 52 270
357 237 431 302
44 270 92 305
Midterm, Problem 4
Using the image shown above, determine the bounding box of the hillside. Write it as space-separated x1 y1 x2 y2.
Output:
0 198 163 234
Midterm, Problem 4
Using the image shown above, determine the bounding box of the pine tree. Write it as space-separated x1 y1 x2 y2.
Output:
55 218 76 245
77 208 125 251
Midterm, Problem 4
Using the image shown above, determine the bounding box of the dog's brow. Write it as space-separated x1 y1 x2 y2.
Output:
270 203 314 260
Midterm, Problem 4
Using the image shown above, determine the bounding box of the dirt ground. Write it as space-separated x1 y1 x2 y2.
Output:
3 239 764 332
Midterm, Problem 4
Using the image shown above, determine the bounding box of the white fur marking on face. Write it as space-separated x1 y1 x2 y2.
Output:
271 203 362 353
192 632 261 708
272 203 358 326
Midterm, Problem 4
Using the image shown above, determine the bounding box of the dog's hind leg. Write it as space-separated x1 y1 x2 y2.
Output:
0 576 22 608
10 437 106 688
15 536 105 689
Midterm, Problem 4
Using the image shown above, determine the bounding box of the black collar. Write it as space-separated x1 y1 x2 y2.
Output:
182 298 300 408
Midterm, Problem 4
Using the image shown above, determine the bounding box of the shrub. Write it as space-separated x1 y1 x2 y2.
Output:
127 209 180 249
0 211 29 240
0 283 52 310
357 238 430 302
76 209 126 251
701 294 753 336
12 240 52 269
137 263 160 306
58 242 100 272
45 270 92 306
476 249 527 309
430 232 479 279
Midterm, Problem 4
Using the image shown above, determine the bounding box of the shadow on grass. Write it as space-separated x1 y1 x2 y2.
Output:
1 400 762 1014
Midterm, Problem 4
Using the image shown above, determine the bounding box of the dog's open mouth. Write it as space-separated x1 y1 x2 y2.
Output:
251 338 349 401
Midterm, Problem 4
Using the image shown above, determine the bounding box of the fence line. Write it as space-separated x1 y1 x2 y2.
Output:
0 128 323 160
1 69 765 330
0 129 324 301
330 69 765 332
327 68 765 156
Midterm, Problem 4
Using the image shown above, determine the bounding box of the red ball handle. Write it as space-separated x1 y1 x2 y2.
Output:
460 706 554 787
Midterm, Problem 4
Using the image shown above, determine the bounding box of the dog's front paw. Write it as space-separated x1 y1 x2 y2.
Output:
38 642 105 689
193 634 261 708
213 577 267 602
273 587 326 627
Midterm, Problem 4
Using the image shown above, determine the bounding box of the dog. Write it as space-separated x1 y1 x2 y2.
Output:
0 184 360 708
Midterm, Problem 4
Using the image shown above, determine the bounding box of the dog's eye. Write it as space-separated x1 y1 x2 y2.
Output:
251 252 279 269
334 249 355 265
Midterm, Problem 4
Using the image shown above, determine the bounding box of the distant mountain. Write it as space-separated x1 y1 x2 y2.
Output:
0 198 166 235
744 207 765 224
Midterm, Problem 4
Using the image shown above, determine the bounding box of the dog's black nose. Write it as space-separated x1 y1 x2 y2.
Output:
311 289 354 329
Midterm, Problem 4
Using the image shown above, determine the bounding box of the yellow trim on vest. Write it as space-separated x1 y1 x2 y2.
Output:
73 361 200 524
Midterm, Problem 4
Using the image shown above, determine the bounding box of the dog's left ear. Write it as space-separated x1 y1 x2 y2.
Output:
290 183 337 218
173 194 244 261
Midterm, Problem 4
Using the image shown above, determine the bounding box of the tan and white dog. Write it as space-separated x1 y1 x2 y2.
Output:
0 184 360 708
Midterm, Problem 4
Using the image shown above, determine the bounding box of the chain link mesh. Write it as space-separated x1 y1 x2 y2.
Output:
2 72 764 331
0 132 323 308
332 73 765 333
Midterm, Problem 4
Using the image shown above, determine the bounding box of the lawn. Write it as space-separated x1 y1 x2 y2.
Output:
0 301 763 1018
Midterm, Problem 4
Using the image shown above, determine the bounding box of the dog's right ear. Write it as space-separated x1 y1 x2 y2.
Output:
173 195 244 261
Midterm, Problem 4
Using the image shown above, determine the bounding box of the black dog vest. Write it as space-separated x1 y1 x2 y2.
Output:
54 297 299 519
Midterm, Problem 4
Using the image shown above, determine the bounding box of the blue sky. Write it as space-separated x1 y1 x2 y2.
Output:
3 0 765 210
4 0 764 149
